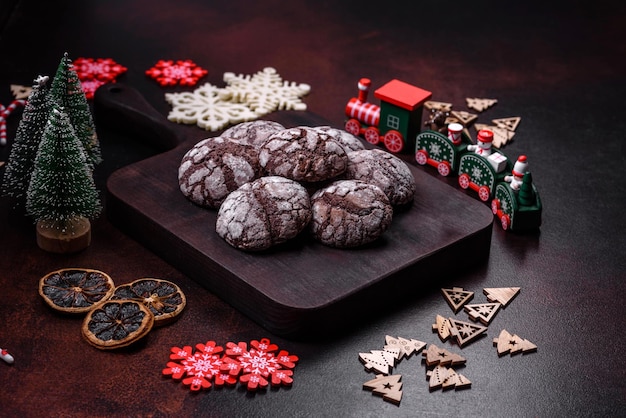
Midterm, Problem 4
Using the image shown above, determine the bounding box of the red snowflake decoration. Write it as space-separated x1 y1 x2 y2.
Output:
162 341 235 391
162 338 298 393
72 57 127 100
145 59 208 86
78 79 106 100
73 57 128 82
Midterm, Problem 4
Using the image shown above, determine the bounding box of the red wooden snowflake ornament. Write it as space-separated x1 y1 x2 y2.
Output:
163 337 298 393
162 341 226 391
73 57 128 82
72 57 127 100
146 60 208 86
79 79 106 100
221 338 299 391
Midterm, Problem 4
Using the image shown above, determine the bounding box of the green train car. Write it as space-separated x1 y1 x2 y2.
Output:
457 151 511 202
491 172 542 231
415 125 472 176
414 127 542 231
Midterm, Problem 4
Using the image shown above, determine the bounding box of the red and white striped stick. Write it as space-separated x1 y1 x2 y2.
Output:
0 99 27 146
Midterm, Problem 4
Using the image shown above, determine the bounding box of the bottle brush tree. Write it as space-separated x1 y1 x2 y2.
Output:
50 52 102 169
26 104 101 253
1 75 52 210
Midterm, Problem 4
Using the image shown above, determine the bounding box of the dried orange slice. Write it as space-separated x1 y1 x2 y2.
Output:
81 300 154 350
39 268 115 314
110 278 186 326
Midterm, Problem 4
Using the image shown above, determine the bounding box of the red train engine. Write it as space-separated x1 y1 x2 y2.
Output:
345 78 432 153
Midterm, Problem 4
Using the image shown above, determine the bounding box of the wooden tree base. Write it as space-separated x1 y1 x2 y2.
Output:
36 217 91 254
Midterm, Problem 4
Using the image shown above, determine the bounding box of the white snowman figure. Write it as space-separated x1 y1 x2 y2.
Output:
467 129 493 156
504 155 529 191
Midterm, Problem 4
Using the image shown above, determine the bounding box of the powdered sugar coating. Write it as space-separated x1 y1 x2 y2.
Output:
312 126 365 153
178 137 262 208
216 176 312 251
310 180 393 248
221 120 286 148
258 126 348 182
344 149 416 206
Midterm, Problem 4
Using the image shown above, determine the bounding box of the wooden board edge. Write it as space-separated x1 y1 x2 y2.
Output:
106 172 493 339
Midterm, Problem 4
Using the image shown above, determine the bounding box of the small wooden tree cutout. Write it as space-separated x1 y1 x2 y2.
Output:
11 84 32 100
466 97 497 112
474 124 515 148
427 365 471 391
422 344 466 367
359 350 396 375
424 100 453 112
384 336 426 360
451 110 478 126
383 346 402 362
442 368 471 390
492 116 521 132
363 374 403 405
426 364 449 391
493 329 537 356
464 302 501 325
448 318 488 347
442 287 474 313
483 287 520 307
492 126 515 147
432 314 452 342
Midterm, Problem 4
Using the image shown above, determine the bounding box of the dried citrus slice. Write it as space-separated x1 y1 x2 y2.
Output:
38 268 115 314
110 278 186 326
81 300 154 350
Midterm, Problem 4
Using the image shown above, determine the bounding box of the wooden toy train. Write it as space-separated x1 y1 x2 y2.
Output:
345 78 542 232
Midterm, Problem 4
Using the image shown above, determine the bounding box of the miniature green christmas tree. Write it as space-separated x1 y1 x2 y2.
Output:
26 105 101 252
50 52 102 169
1 75 52 209
518 172 536 206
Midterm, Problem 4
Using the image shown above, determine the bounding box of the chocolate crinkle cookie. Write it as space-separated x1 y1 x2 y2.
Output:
259 126 348 182
216 176 312 251
344 149 416 206
178 136 262 209
310 180 393 248
312 126 365 153
221 120 286 148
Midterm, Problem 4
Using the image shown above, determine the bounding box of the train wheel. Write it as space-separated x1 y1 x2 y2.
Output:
491 199 500 215
500 214 510 230
478 185 491 202
345 119 361 136
415 150 428 166
383 130 404 153
364 127 380 145
437 161 451 177
458 173 470 189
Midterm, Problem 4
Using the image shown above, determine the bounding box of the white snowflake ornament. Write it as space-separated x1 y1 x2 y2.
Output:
165 67 310 131
165 83 258 131
221 67 310 116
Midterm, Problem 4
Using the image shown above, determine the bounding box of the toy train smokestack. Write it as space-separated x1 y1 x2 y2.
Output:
357 78 371 102
345 78 380 128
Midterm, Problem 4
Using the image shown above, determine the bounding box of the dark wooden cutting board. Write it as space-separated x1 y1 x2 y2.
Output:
95 84 494 339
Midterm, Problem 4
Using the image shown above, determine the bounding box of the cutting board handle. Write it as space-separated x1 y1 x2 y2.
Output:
93 83 180 152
